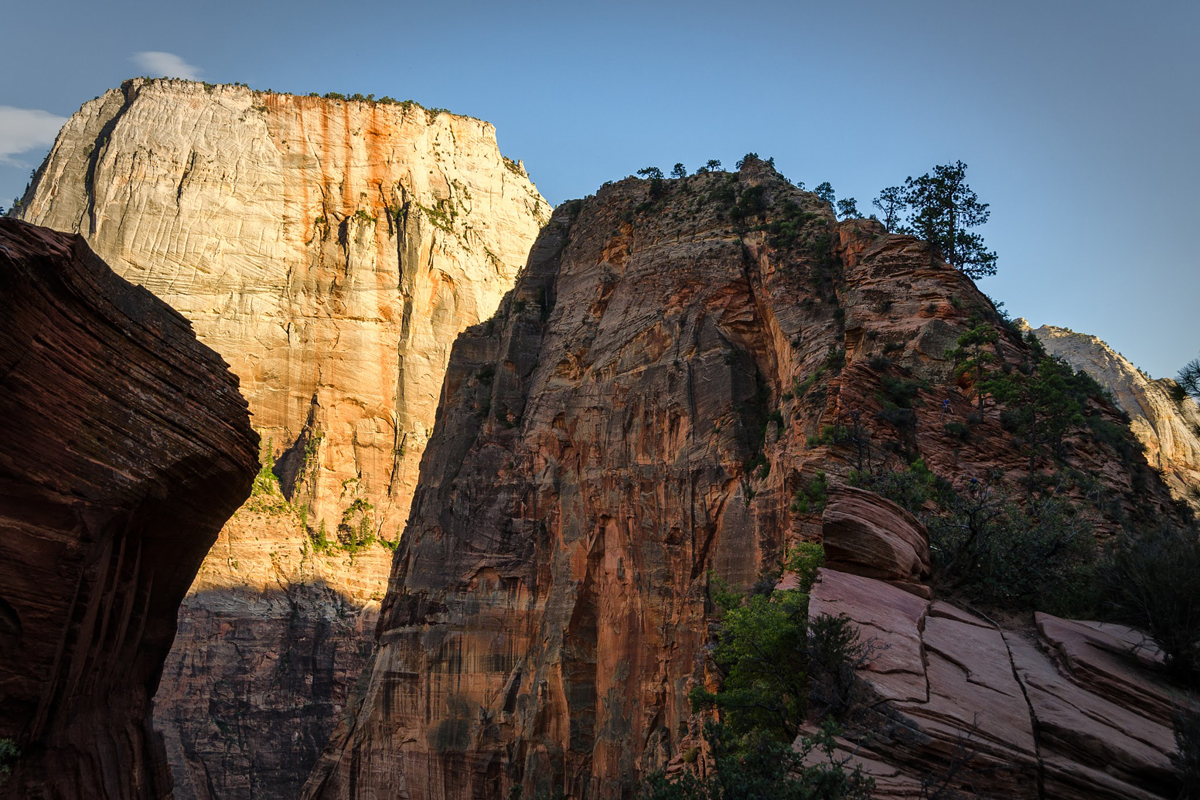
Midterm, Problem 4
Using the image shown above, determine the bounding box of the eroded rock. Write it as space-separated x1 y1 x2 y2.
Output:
0 220 257 799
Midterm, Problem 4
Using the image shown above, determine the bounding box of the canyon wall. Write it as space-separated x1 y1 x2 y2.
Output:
304 160 1180 799
0 219 257 798
1027 323 1200 510
18 78 549 799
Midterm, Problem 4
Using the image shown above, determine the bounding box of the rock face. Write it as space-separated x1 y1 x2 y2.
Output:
18 78 549 799
809 571 1178 799
303 161 1180 799
0 220 257 798
1026 323 1200 510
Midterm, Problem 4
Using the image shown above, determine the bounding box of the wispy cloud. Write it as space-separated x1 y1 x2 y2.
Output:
0 107 68 166
132 51 202 80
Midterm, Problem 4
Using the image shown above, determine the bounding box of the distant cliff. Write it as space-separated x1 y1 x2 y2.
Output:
303 160 1181 799
0 219 257 798
1026 322 1200 510
18 78 549 800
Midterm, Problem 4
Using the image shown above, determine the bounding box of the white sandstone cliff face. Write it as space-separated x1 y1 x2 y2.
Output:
19 77 550 800
1028 323 1200 511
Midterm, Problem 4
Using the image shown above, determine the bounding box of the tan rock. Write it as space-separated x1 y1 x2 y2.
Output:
1027 322 1200 511
18 78 548 800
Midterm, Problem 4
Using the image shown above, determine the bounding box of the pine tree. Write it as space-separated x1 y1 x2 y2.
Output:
902 161 997 280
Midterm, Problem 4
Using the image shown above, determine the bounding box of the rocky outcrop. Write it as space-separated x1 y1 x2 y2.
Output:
303 161 1180 799
809 570 1179 799
1026 322 1200 511
18 78 549 798
0 219 257 798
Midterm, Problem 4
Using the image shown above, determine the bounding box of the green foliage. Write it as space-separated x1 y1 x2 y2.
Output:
639 722 873 800
1172 700 1200 795
637 166 665 180
813 182 836 207
928 479 1097 614
791 472 829 515
946 320 999 410
691 589 812 740
879 374 926 409
672 163 688 179
848 459 943 515
785 542 825 590
871 186 906 232
248 438 292 515
339 497 376 552
699 159 723 173
898 160 997 279
729 185 768 227
987 356 1087 462
0 738 17 784
1178 357 1200 402
807 426 849 448
310 519 332 553
1097 524 1200 684
835 198 861 220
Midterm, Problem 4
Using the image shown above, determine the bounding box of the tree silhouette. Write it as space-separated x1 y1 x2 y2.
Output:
1178 358 1200 401
872 186 907 232
902 161 997 280
671 163 687 179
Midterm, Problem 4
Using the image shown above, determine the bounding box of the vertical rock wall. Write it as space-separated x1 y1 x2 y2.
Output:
0 219 258 799
304 163 1182 799
18 78 549 799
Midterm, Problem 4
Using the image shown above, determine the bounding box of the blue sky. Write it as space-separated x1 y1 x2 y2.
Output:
2 0 1197 379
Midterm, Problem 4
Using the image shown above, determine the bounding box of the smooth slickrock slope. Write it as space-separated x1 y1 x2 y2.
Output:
808 497 1179 800
1025 322 1200 511
18 77 549 800
304 160 1182 799
0 219 257 799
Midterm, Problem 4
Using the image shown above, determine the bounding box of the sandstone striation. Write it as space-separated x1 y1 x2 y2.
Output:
19 78 549 798
1026 322 1200 510
0 219 257 798
303 160 1181 799
808 571 1179 799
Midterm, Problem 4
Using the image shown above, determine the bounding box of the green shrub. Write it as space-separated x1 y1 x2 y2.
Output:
1172 700 1200 795
848 459 942 515
785 542 825 590
1097 524 1200 684
928 481 1097 614
791 472 829 515
639 722 873 800
0 738 17 784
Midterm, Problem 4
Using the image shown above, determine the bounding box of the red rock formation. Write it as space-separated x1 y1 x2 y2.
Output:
303 161 1183 799
0 219 258 798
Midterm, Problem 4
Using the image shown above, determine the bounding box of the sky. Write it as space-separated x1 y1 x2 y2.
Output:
2 0 1196 380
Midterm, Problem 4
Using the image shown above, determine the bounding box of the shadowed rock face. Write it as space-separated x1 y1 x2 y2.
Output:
303 161 1182 800
18 78 549 800
1026 322 1200 511
0 219 257 799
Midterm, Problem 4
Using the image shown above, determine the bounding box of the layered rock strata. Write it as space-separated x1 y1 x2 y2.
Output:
19 78 549 798
808 495 1180 800
0 219 257 798
1027 322 1200 510
304 161 1180 799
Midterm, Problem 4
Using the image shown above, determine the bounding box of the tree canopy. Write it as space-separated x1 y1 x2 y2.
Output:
899 161 997 280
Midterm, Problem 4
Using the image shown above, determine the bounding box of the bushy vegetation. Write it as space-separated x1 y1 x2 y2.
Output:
1172 700 1200 797
642 547 873 798
1097 524 1200 683
0 738 17 784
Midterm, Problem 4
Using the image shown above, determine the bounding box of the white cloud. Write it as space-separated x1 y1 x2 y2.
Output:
0 107 68 165
132 51 202 81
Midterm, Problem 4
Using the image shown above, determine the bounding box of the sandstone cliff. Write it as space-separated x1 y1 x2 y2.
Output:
0 219 257 798
18 78 549 799
1026 322 1200 510
303 160 1180 799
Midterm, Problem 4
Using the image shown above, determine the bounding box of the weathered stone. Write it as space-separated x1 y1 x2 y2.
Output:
302 161 1186 799
0 219 257 799
19 78 549 799
1027 322 1200 511
821 486 931 582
